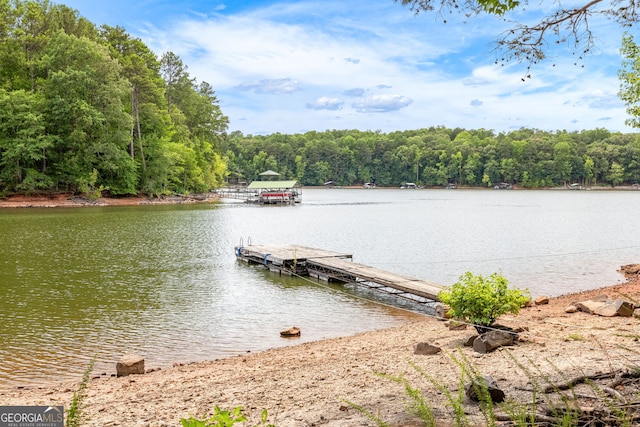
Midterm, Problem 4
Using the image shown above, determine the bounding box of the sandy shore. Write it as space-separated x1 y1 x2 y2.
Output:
2 274 639 426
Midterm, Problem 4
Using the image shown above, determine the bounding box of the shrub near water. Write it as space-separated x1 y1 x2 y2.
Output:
438 272 530 332
180 406 276 427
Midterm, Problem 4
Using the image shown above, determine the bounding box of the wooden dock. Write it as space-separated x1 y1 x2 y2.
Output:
235 244 352 276
234 243 443 304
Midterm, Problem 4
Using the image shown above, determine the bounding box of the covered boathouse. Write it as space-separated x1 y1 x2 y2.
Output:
217 170 301 204
246 180 301 204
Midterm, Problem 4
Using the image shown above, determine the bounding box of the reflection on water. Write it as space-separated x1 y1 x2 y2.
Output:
1 189 639 389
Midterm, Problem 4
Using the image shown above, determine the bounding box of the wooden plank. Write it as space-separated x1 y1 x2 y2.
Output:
306 257 442 301
237 244 352 262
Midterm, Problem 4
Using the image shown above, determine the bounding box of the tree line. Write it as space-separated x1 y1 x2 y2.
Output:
0 0 228 197
223 127 640 188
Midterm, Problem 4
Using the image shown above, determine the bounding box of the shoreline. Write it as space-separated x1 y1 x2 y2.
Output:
0 193 220 208
2 184 639 209
2 275 639 426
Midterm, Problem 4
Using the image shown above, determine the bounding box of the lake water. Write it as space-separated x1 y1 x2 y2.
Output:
0 188 638 389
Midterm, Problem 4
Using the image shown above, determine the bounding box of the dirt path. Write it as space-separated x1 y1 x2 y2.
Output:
2 275 639 427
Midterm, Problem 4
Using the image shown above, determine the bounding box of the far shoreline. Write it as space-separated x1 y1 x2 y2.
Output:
1 184 639 209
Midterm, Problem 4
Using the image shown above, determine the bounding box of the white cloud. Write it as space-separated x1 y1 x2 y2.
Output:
235 78 302 94
343 88 365 97
353 95 413 113
580 91 625 109
463 77 490 86
306 96 344 110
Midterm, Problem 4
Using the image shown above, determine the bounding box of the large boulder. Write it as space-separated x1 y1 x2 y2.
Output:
473 330 516 354
534 296 550 305
116 353 145 377
594 299 635 317
414 342 441 355
464 335 479 347
572 295 609 314
573 296 635 317
620 263 640 277
465 375 505 403
280 327 301 337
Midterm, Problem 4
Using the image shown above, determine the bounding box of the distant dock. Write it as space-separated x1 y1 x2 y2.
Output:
218 180 301 205
234 243 444 307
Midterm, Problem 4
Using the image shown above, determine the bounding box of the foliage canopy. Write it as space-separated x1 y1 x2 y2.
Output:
224 127 640 188
0 0 228 196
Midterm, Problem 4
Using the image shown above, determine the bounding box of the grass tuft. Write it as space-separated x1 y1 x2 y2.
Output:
66 359 94 427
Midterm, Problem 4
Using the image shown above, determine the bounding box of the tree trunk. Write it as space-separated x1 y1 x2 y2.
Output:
129 91 135 158
133 87 146 172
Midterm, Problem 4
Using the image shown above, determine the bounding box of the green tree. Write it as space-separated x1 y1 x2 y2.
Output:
42 32 136 194
607 162 625 187
0 89 54 192
158 52 228 190
621 138 640 183
160 51 186 115
166 142 204 193
481 172 493 188
462 152 481 185
305 160 331 185
483 159 500 186
450 151 463 184
294 154 306 182
499 158 518 183
583 155 595 187
620 34 640 129
552 140 574 184
101 25 168 179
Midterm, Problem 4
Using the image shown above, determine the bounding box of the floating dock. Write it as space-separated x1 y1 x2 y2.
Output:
234 243 444 305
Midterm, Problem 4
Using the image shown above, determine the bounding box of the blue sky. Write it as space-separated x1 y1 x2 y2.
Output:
61 0 637 135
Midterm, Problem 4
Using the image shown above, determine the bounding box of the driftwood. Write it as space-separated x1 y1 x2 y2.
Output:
543 372 615 393
491 368 640 426
496 405 640 425
543 368 640 393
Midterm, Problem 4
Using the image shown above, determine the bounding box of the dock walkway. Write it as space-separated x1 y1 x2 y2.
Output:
234 243 443 303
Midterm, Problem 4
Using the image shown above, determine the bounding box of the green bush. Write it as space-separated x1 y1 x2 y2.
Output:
438 272 530 332
180 406 276 427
